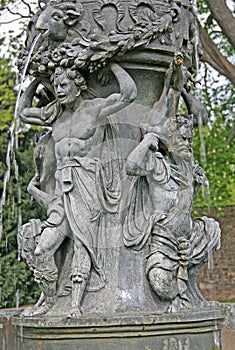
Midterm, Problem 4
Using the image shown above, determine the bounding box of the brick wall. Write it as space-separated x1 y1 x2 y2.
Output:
197 206 235 301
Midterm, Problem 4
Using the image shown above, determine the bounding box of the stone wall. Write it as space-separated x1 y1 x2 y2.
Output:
197 206 235 301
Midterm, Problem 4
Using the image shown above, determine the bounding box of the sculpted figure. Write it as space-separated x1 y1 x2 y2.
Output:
18 62 137 316
148 52 207 130
124 114 220 312
171 0 198 67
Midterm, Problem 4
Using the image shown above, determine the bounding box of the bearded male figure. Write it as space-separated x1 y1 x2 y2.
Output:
124 114 220 312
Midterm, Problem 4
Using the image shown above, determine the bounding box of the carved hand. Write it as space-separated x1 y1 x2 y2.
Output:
143 133 159 151
193 164 209 186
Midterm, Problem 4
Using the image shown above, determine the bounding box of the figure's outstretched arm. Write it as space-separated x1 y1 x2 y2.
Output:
148 55 188 126
99 63 137 119
18 78 49 126
126 133 159 176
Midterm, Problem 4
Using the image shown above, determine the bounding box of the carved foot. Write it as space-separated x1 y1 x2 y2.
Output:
30 304 52 316
167 296 191 313
21 306 35 317
201 300 220 308
67 307 83 318
21 303 52 317
25 297 56 316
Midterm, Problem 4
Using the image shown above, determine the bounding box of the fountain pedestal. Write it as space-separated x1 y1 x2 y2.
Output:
13 308 225 350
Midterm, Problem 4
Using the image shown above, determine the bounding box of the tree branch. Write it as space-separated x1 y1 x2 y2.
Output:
6 5 21 16
0 17 25 25
198 22 235 86
205 0 235 49
5 5 28 19
21 0 35 16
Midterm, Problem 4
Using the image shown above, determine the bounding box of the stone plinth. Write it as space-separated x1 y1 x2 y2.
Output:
0 310 21 350
13 307 225 350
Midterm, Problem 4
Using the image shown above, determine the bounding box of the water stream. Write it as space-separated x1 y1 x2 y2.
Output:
0 33 41 238
196 63 216 302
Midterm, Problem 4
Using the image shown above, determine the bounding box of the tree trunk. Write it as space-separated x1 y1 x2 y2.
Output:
205 0 235 49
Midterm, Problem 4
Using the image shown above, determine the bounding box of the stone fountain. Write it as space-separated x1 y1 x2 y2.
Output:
11 0 225 349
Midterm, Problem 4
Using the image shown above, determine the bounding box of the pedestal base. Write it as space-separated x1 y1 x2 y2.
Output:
13 307 225 350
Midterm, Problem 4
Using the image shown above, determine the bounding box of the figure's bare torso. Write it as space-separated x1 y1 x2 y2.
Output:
148 174 180 213
52 98 106 166
147 164 194 238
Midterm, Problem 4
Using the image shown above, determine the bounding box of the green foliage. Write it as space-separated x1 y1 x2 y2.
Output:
0 58 16 130
193 118 235 215
0 0 15 8
0 128 45 308
0 57 44 308
192 1 235 215
196 0 209 14
0 1 45 306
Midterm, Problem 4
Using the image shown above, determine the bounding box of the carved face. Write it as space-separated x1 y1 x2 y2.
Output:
169 130 192 160
54 71 79 108
168 117 193 160
36 5 68 41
